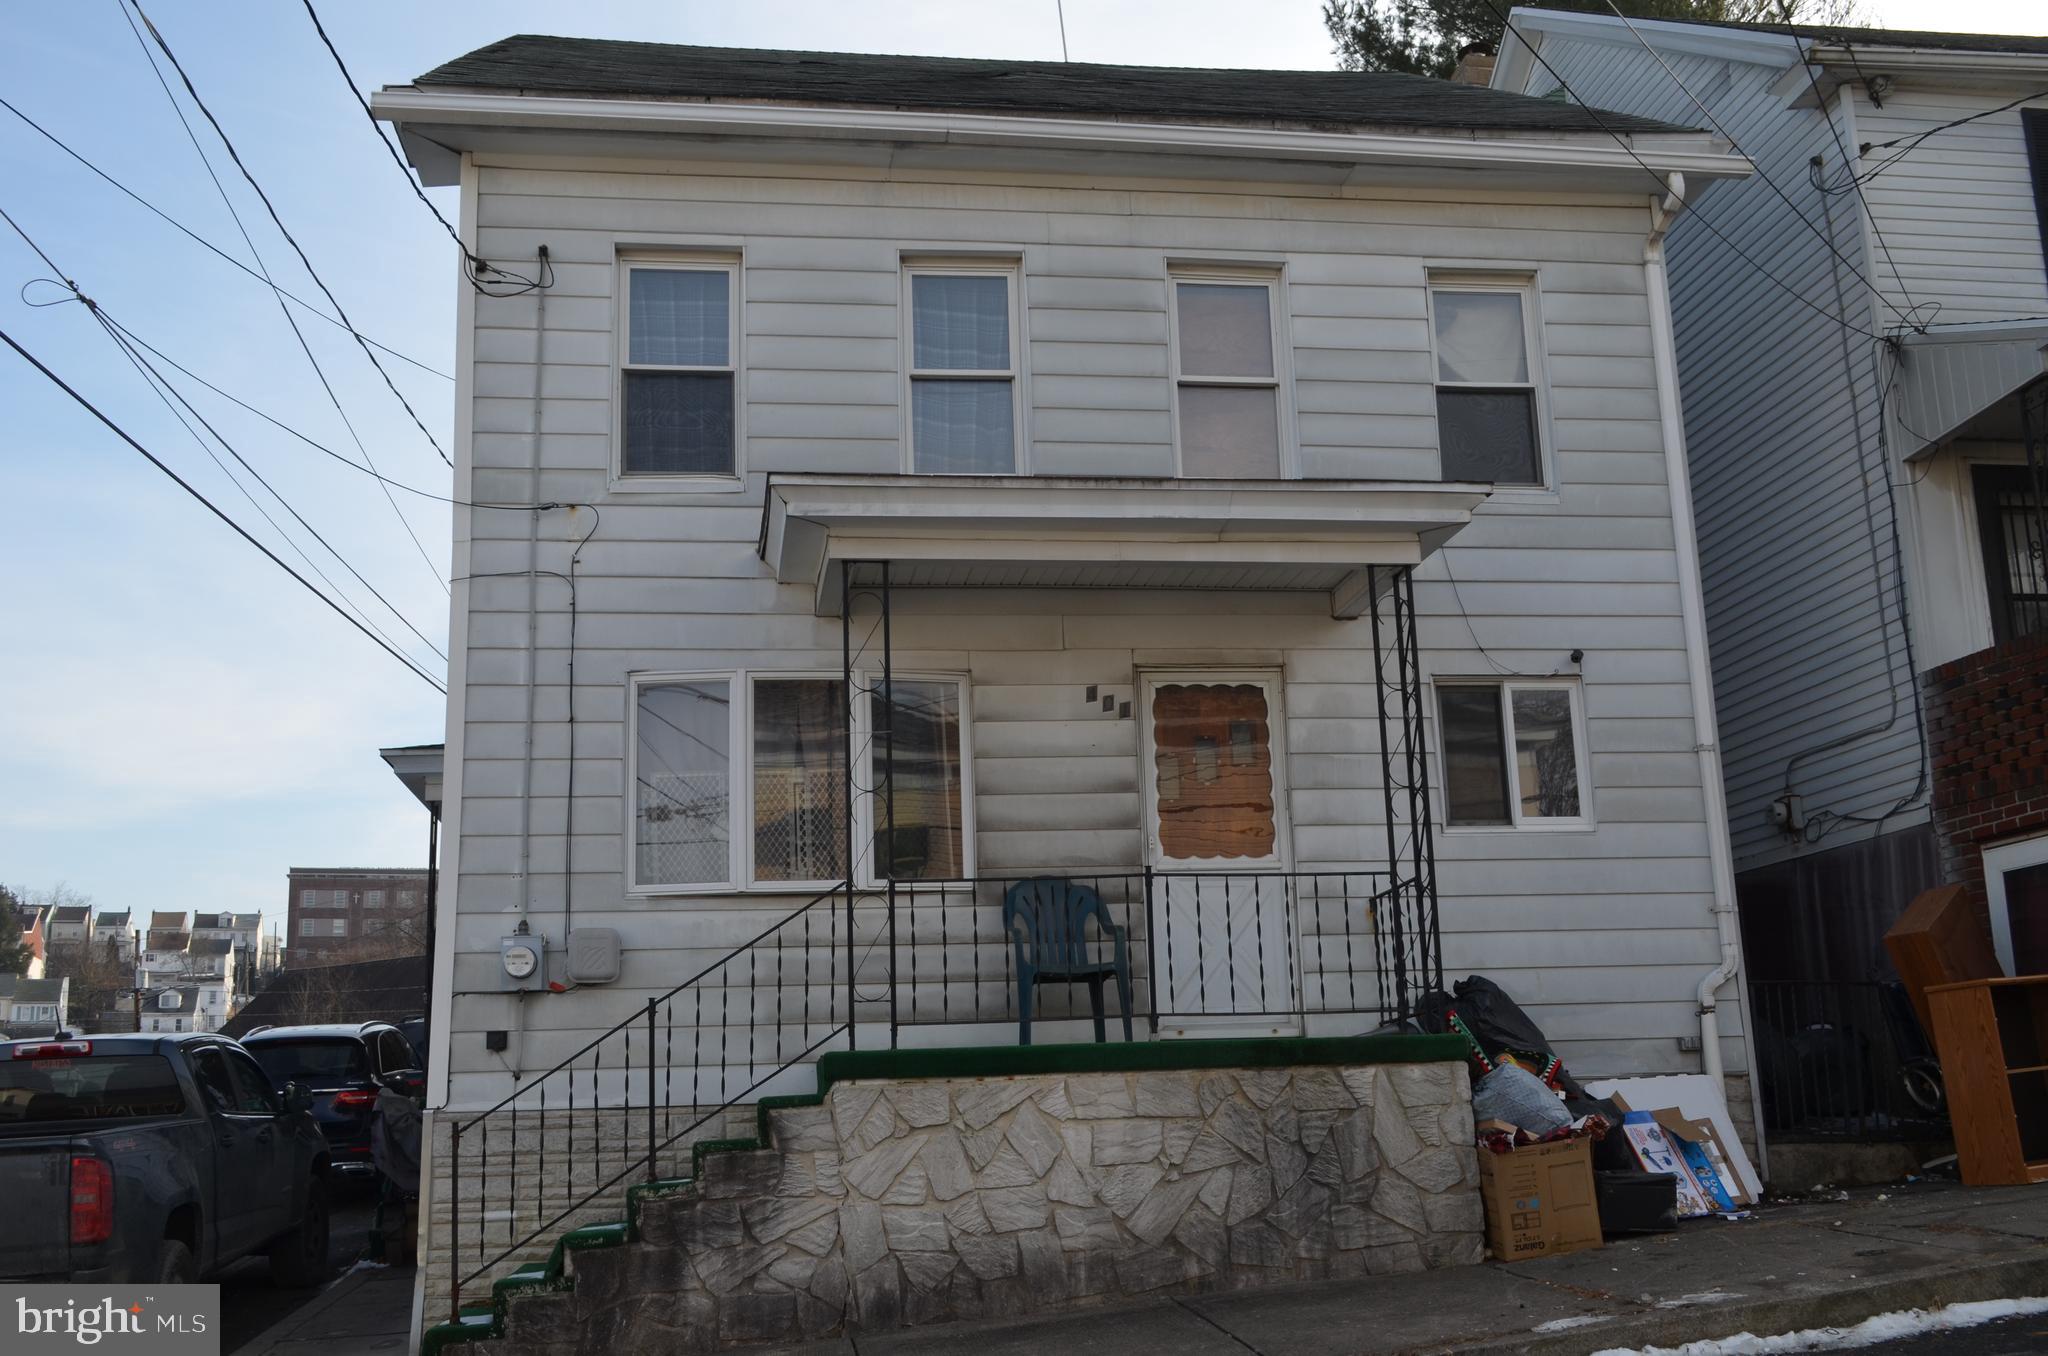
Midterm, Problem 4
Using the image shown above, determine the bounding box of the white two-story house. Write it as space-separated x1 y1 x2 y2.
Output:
376 37 1757 1331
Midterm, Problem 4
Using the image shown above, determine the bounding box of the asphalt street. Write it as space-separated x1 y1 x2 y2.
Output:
216 1188 378 1354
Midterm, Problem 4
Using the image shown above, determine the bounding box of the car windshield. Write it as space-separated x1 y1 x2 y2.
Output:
247 1039 367 1088
0 1053 186 1123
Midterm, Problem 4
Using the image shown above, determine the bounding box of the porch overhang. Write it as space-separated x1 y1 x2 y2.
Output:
1893 322 2048 457
760 474 1491 618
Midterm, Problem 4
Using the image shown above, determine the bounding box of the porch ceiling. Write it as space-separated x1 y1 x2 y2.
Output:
760 473 1490 618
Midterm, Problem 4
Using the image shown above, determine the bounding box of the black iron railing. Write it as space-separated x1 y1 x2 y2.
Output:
1751 978 1948 1142
869 868 1401 1038
445 884 852 1316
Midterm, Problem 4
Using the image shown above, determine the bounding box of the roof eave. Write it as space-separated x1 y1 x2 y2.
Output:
1808 45 2048 81
371 87 1746 189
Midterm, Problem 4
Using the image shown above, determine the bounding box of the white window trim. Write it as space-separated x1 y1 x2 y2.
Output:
627 670 977 897
1986 831 2048 977
1426 272 1555 495
1433 677 1594 832
612 252 745 492
1166 265 1295 480
901 259 1026 475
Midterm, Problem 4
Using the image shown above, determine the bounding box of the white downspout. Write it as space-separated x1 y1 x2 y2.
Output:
1643 174 1757 1153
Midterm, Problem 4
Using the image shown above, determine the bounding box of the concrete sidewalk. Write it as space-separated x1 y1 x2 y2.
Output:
732 1181 2048 1356
228 1263 415 1356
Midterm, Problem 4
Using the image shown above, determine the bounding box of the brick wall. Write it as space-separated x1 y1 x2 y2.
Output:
1923 632 2048 905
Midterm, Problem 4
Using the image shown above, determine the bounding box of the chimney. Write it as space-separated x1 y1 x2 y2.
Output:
1451 43 1497 87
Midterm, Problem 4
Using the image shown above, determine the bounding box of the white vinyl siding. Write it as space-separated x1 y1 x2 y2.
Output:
1854 86 2048 326
445 154 1729 1101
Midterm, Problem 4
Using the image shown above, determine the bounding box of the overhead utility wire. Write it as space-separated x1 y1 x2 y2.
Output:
0 201 447 668
1826 86 2048 191
297 0 552 298
1473 0 1883 343
100 311 445 669
94 313 557 512
0 94 450 381
1598 4 1921 330
129 0 455 466
1775 28 1931 330
116 0 448 595
0 325 446 694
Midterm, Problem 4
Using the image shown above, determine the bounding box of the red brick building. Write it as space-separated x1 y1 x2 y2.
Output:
1925 632 2048 972
285 867 430 968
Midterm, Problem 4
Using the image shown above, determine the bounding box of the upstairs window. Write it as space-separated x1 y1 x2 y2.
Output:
620 260 737 477
907 267 1018 474
1438 680 1588 828
1171 276 1281 477
1430 280 1544 486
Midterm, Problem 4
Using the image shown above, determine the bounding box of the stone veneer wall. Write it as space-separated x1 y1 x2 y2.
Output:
547 1060 1481 1351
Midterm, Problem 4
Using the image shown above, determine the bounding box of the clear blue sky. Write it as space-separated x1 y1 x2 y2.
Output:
1 0 2041 944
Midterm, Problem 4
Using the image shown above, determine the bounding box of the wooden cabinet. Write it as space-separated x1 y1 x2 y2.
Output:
1927 974 2048 1186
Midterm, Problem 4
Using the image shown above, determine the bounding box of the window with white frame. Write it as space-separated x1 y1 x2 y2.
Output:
619 258 738 477
298 889 315 908
1171 274 1282 478
364 890 383 909
1436 680 1588 827
1429 278 1544 486
631 673 969 891
906 265 1018 474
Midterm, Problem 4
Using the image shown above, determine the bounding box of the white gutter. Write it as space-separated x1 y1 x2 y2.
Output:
1642 174 1756 1151
371 87 1748 186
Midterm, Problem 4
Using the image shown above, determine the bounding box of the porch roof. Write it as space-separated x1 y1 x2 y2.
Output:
760 474 1490 618
1893 323 2048 457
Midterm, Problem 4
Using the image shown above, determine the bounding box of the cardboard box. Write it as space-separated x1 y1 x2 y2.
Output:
1478 1135 1602 1262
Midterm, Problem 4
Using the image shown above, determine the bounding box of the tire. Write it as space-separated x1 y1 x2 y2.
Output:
156 1239 196 1284
268 1175 330 1288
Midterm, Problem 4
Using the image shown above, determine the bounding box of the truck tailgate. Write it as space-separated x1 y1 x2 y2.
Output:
0 1143 72 1276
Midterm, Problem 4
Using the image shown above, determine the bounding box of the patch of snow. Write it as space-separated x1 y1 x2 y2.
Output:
1535 1316 1613 1333
1653 1292 1743 1309
1589 1296 2048 1355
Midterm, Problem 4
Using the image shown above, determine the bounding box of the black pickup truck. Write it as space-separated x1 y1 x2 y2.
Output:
0 1033 331 1284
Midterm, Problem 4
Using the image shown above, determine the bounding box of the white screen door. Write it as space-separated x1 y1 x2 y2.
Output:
1142 673 1298 1036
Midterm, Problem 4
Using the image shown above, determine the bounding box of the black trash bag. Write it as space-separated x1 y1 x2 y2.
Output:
1422 976 1625 1126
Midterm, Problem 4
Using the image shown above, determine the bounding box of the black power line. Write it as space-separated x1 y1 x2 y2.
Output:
114 0 448 595
0 93 451 382
0 200 448 672
1475 0 1882 343
127 0 455 468
0 324 446 695
298 0 552 298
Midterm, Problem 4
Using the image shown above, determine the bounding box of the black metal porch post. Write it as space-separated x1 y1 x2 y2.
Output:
1368 565 1409 1021
841 562 856 1049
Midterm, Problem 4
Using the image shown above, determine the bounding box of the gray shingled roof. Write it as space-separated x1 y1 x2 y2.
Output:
413 37 1693 136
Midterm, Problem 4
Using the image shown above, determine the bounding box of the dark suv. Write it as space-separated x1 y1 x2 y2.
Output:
241 1023 421 1182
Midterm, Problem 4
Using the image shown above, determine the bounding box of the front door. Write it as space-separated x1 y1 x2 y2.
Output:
1141 673 1298 1036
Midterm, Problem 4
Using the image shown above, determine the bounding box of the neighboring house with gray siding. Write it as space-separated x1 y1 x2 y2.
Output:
1495 15 2048 986
375 38 1760 1310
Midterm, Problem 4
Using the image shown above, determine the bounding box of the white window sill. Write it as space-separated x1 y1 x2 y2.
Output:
606 473 749 496
1440 821 1597 834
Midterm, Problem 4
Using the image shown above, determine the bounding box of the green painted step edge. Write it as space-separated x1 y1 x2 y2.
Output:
812 1032 1463 1092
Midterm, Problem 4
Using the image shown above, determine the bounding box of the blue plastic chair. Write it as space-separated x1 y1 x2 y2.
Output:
1003 877 1134 1045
